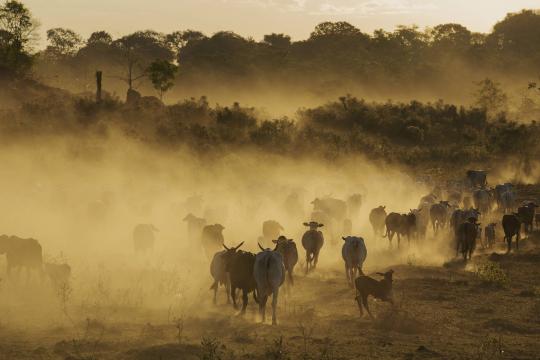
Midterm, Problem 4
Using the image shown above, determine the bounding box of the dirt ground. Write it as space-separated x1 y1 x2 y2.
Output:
0 230 539 360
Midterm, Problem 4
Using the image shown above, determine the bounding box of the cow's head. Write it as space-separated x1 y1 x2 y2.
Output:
303 221 323 230
222 241 244 269
183 213 195 222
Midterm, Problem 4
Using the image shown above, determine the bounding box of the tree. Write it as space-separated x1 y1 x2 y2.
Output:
0 0 36 76
474 78 508 118
46 28 83 58
263 33 291 48
87 31 112 45
113 30 173 90
146 59 177 100
166 30 205 57
310 21 362 39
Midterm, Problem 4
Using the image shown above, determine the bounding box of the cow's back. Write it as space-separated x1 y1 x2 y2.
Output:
302 230 324 251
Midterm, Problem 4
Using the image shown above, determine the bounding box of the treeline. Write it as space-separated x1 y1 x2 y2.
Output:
0 0 537 103
2 90 538 168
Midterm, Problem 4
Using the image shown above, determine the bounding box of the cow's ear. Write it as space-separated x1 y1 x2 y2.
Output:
342 237 347 241
272 240 278 243
318 224 324 228
303 222 309 226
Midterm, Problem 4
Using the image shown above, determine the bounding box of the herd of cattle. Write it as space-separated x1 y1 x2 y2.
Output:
0 170 538 324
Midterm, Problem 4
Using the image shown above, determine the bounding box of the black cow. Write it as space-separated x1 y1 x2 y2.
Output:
0 235 43 276
301 222 324 274
502 214 522 252
466 170 487 188
221 243 257 315
457 218 479 260
272 236 298 287
369 206 387 237
517 202 538 234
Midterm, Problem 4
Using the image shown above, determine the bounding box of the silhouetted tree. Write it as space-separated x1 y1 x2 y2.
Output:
147 59 177 100
45 28 83 58
263 33 291 48
474 78 508 118
0 0 35 76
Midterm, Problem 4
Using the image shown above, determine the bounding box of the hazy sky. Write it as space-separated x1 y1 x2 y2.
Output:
25 0 540 44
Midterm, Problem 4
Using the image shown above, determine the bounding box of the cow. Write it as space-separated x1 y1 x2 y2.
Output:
183 213 206 241
272 236 298 287
0 235 43 277
484 223 497 249
494 183 514 209
419 194 438 208
312 197 347 222
261 220 284 248
254 245 285 325
412 204 429 240
347 194 363 219
301 222 324 274
354 270 394 319
517 202 538 234
44 263 71 286
499 191 516 214
210 245 238 304
473 189 491 216
133 224 158 253
384 212 416 248
221 243 257 314
369 206 387 237
536 214 540 229
201 224 225 260
284 192 304 220
502 214 522 252
447 190 462 206
341 236 368 287
457 217 479 260
430 201 451 233
466 170 487 188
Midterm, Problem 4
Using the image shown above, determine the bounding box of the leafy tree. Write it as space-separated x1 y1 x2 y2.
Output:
474 78 508 118
166 30 205 58
0 0 35 76
263 33 291 48
310 21 362 38
46 28 83 58
113 30 173 90
146 59 177 100
87 31 112 45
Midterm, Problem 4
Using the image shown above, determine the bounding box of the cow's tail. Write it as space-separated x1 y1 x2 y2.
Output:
209 281 218 291
382 227 389 238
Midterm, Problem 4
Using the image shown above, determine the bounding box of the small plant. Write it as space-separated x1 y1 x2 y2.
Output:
475 261 509 288
318 337 336 360
200 337 225 360
407 253 417 266
56 281 73 323
475 335 504 359
265 336 289 360
296 308 316 360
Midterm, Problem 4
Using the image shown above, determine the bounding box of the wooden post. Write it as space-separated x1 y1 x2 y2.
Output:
96 71 102 103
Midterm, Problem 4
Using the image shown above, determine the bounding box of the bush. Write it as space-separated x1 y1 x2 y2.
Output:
475 261 509 288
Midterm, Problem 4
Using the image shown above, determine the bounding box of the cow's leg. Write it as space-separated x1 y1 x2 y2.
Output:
355 292 364 317
225 276 231 304
363 295 374 319
313 252 319 270
240 289 249 315
271 288 279 325
212 281 218 304
288 268 294 286
231 286 238 310
259 294 268 323
305 253 310 274
516 232 520 250
397 233 401 249
345 263 349 282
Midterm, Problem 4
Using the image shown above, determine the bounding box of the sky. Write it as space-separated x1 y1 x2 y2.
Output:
24 0 540 44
